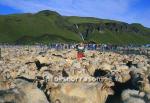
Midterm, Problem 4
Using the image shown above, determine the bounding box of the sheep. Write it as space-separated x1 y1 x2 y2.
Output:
129 69 150 94
49 78 114 103
0 88 27 103
0 78 49 103
121 89 145 103
138 77 150 94
14 78 49 103
25 59 51 71
0 73 5 81
85 61 97 76
0 80 15 90
113 71 131 83
1 47 150 103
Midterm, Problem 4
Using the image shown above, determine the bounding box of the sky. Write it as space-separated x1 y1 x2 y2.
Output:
0 0 150 27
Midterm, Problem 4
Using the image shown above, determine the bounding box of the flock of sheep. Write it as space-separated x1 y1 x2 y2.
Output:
0 46 150 103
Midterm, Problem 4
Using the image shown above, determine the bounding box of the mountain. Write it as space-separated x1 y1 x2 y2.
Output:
0 10 150 44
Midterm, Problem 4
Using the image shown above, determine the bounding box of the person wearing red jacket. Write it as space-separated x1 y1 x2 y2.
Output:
76 43 85 60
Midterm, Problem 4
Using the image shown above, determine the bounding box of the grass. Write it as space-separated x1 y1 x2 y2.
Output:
0 10 150 44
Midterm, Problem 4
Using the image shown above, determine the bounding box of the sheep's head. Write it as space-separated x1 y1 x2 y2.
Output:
100 78 115 95
137 77 150 93
131 71 150 93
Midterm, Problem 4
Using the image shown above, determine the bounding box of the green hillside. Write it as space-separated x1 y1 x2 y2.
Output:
0 10 150 44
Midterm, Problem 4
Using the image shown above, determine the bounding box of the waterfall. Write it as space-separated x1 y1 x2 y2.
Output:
75 24 85 41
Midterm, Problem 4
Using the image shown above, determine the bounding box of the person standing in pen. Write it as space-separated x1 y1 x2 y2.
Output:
76 42 85 60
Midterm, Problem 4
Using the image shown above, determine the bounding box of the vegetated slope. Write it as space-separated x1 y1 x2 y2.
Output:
0 10 81 44
66 16 150 44
0 10 150 44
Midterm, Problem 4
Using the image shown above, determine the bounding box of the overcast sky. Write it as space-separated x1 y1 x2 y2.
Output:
0 0 150 27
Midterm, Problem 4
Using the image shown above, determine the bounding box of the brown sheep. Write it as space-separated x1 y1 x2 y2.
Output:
48 78 114 103
0 80 15 90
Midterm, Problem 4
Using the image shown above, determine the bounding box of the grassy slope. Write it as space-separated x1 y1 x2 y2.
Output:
66 16 150 44
88 31 150 44
0 12 81 43
65 16 119 24
0 10 150 44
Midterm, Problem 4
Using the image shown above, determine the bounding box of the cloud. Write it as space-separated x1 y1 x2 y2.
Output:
0 0 135 15
0 0 149 27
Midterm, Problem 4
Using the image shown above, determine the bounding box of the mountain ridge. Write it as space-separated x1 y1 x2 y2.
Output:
0 10 150 44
